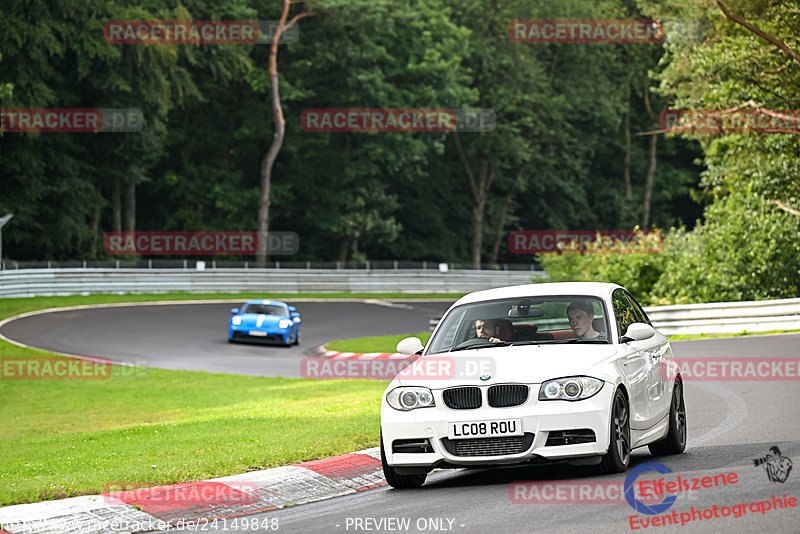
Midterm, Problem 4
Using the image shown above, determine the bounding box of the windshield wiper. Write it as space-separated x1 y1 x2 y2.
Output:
449 341 514 352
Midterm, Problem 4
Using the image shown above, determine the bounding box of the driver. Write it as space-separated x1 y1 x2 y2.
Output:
475 318 504 343
567 301 606 340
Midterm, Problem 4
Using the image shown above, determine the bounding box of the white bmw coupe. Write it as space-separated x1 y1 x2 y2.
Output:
380 282 686 488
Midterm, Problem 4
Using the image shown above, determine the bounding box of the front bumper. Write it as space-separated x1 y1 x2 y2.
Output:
381 383 613 468
229 325 291 343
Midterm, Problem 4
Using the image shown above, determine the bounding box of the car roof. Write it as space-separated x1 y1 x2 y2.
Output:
452 282 623 307
243 299 287 307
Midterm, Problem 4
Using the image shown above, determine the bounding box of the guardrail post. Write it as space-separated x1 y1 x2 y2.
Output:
245 261 248 269
83 260 87 269
366 261 370 271
394 260 398 270
148 259 152 269
276 261 280 269
212 259 216 269
47 261 51 268
336 261 340 270
423 260 427 270
183 259 187 270
115 260 119 269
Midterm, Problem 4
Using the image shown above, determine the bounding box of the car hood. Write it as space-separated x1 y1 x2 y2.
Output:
233 314 287 328
395 343 619 388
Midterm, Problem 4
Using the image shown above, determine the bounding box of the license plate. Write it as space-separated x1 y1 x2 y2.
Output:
448 419 523 440
249 331 267 337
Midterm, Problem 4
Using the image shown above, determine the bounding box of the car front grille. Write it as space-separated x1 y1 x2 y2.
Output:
443 387 482 409
488 384 529 407
441 433 535 457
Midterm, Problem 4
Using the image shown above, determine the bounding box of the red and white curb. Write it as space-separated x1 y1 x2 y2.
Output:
0 448 384 534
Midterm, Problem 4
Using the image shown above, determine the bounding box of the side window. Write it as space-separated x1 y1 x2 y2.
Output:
624 291 651 325
612 289 637 337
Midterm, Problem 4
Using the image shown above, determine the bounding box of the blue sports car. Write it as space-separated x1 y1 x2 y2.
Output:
228 300 301 346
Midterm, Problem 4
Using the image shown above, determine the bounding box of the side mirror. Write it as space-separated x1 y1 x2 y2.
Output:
621 322 655 342
230 308 239 314
291 312 300 320
288 305 296 312
396 337 424 356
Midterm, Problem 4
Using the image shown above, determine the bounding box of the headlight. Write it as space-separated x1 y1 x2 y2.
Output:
279 319 292 329
538 377 604 401
231 317 242 325
386 387 436 411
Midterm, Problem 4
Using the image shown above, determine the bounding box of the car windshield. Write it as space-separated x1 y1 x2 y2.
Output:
427 295 610 354
241 304 288 317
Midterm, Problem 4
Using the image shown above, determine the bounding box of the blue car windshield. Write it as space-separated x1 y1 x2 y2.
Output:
241 304 288 317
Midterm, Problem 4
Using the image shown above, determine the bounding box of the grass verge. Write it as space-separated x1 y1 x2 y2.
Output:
0 292 455 506
326 333 432 353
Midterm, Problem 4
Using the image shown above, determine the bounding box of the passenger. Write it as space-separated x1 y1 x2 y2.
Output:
567 301 606 340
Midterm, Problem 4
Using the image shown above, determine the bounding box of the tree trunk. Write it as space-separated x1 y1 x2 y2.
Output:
623 72 632 199
487 190 513 265
337 236 350 263
470 199 485 268
112 181 122 232
641 86 658 228
641 132 658 228
255 1 317 267
89 207 100 258
454 133 494 268
124 176 135 232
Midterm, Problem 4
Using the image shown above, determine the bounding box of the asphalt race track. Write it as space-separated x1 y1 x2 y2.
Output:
2 302 799 533
170 333 800 534
0 300 453 377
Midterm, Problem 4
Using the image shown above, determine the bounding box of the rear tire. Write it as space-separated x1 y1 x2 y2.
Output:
649 379 687 456
598 389 631 474
380 431 426 488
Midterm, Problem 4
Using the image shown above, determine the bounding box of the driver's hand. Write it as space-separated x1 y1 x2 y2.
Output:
489 337 503 343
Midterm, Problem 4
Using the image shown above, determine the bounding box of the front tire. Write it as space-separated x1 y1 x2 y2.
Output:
380 431 426 488
598 389 631 474
293 329 300 345
649 379 687 456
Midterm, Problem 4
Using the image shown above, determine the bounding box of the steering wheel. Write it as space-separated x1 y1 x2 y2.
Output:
455 337 495 349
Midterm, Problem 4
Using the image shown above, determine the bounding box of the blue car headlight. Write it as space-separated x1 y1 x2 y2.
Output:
279 319 292 329
231 317 242 326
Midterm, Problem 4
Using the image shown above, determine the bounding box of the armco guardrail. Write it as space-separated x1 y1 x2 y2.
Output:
0 268 547 298
427 297 800 336
643 298 800 336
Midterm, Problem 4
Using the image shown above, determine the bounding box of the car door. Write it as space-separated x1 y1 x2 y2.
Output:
624 290 671 423
612 289 660 429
